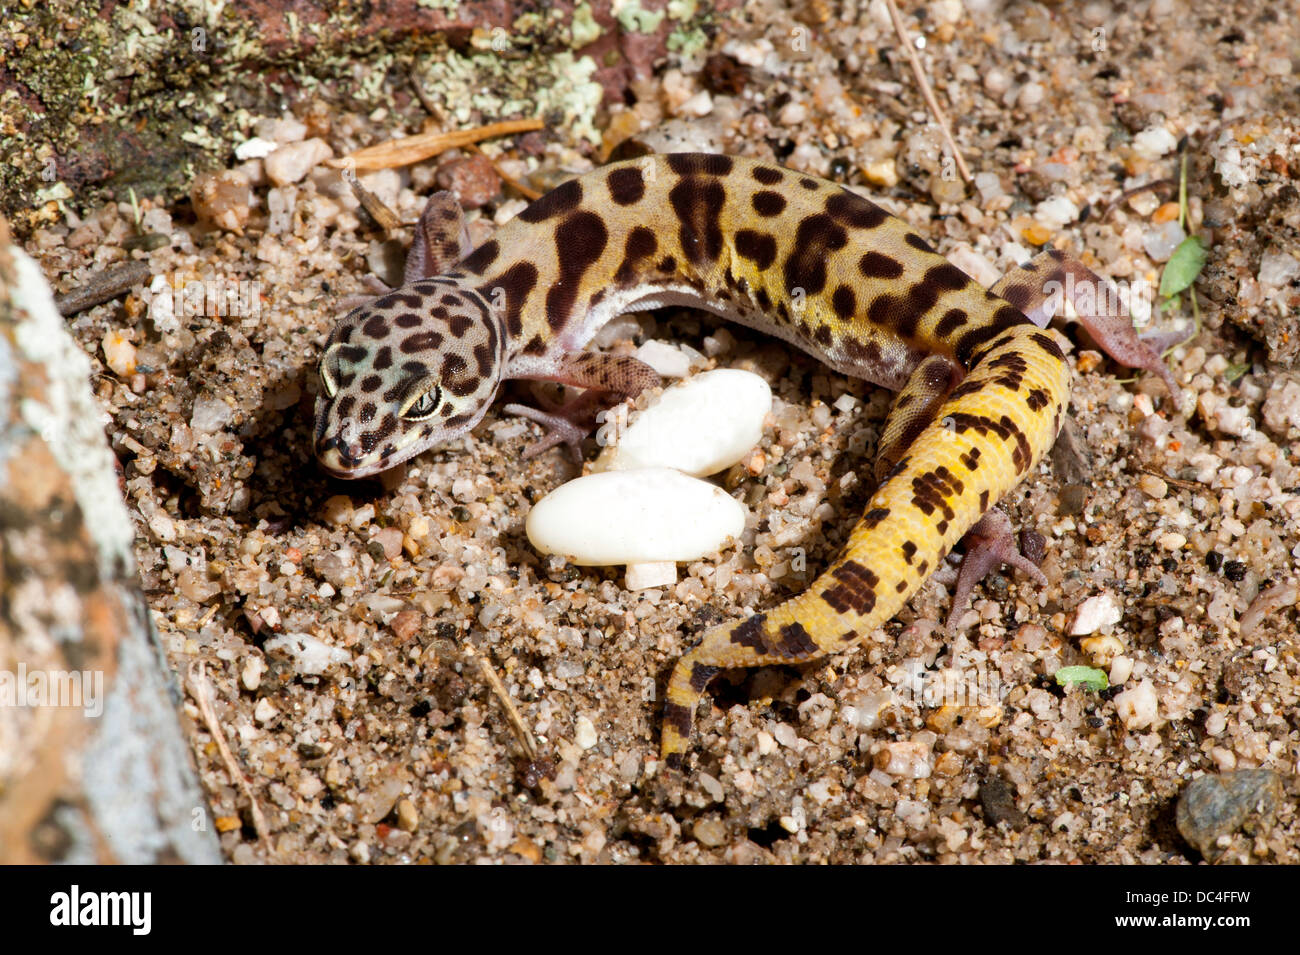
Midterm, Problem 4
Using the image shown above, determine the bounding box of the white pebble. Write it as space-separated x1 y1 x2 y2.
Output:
102 330 137 377
264 632 351 675
1114 678 1158 729
1132 125 1178 160
593 369 771 476
1109 654 1134 685
574 715 598 750
626 561 677 590
255 116 307 144
190 395 234 434
874 740 932 778
265 137 334 187
634 340 692 378
1069 592 1122 635
1258 251 1300 288
254 698 277 723
234 136 277 160
527 468 744 565
1142 220 1186 261
1034 196 1080 231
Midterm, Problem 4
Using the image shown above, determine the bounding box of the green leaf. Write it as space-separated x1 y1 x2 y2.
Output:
1055 665 1109 692
1224 362 1250 383
1159 236 1207 299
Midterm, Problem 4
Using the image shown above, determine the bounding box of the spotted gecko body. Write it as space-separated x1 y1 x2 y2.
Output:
315 153 1176 769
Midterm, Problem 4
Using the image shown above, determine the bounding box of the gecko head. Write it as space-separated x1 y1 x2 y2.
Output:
314 279 503 478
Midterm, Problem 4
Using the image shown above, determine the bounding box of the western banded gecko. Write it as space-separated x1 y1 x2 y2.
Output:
314 152 1181 770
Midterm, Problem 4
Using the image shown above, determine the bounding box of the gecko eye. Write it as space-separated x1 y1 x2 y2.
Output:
319 345 340 399
402 385 442 421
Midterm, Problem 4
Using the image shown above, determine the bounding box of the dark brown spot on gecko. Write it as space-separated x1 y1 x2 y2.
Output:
447 313 473 337
669 176 726 266
904 233 935 254
775 622 817 658
517 178 582 223
1031 331 1066 361
685 663 720 695
729 612 769 652
662 702 694 737
821 560 879 615
858 251 905 280
832 285 857 320
783 213 848 297
607 166 646 205
360 374 382 393
523 334 548 356
615 226 659 285
460 240 499 274
861 507 890 529
751 191 787 217
735 229 777 270
363 315 389 338
934 307 968 338
668 153 734 176
752 166 784 185
399 330 445 354
1025 387 1050 411
825 191 889 229
954 307 1029 367
483 261 539 339
901 540 917 564
373 346 393 371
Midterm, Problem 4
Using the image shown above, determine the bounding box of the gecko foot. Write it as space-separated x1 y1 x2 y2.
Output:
502 392 607 463
945 508 1048 636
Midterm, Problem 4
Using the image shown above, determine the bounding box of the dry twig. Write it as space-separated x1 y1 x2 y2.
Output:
186 662 273 856
884 0 972 184
326 119 544 173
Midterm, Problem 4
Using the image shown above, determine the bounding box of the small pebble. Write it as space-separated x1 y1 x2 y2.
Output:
190 169 252 233
874 740 932 779
396 799 420 833
634 340 693 378
264 632 351 675
1069 592 1122 635
241 655 266 692
265 137 334 187
435 153 500 209
254 698 277 723
101 329 137 377
574 715 598 750
1113 678 1158 729
1176 769 1282 861
1138 473 1167 498
692 818 727 847
1132 125 1178 160
527 468 745 566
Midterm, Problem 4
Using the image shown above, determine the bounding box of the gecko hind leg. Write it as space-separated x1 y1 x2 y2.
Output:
504 351 661 461
995 249 1188 399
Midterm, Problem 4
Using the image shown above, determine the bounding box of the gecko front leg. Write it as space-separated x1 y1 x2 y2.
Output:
503 351 662 460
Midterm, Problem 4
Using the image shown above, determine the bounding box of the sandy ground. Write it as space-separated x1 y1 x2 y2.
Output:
26 0 1300 863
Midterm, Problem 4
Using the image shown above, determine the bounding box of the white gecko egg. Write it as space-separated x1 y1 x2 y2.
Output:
525 468 746 566
592 368 772 476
